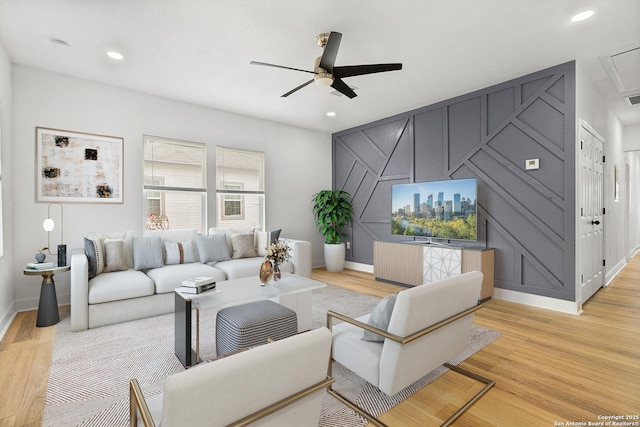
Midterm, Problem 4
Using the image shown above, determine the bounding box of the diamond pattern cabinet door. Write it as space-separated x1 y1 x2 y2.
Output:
422 247 462 283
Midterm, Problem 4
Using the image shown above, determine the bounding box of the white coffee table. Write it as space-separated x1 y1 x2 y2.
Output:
174 273 326 367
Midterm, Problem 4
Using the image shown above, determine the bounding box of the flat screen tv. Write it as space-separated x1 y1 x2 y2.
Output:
391 177 477 241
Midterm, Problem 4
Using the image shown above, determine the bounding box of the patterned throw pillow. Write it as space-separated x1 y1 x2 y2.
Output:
84 237 103 279
103 238 128 272
231 233 258 259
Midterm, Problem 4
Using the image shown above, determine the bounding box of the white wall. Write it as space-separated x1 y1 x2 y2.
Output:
623 124 640 151
0 40 14 336
626 151 640 256
12 65 331 311
576 62 627 285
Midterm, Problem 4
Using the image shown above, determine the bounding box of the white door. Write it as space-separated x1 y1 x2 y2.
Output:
578 124 604 303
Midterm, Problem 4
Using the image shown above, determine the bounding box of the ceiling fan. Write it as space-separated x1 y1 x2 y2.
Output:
250 31 402 99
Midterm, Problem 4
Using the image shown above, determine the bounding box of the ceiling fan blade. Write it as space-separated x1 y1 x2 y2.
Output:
281 79 315 97
319 31 342 72
250 61 315 74
333 63 403 78
331 78 357 99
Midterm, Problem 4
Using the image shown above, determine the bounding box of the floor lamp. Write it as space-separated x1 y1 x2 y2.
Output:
43 202 66 266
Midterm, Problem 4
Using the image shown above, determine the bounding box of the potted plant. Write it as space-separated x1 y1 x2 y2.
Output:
312 190 353 272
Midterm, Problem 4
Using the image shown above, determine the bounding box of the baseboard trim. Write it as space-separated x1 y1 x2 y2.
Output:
0 303 17 342
493 288 582 315
344 261 373 273
605 258 627 287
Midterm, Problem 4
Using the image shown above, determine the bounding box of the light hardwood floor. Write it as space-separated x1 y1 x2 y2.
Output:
1 256 638 426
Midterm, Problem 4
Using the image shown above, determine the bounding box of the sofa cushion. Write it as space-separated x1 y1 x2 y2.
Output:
146 263 226 294
88 269 155 304
165 240 196 265
145 228 198 243
133 236 164 270
212 258 294 280
231 233 258 259
103 238 129 273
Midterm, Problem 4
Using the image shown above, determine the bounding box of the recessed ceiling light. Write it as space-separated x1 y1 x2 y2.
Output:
571 10 594 22
326 112 336 117
107 51 124 60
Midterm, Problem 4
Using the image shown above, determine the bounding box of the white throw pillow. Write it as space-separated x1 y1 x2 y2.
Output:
165 240 196 265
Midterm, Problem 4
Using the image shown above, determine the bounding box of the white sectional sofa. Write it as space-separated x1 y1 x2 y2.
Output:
70 227 311 331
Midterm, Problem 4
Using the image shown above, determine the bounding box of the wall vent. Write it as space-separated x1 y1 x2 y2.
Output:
625 94 640 106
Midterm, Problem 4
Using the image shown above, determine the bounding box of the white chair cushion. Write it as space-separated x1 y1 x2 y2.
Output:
331 313 383 387
88 269 154 304
146 263 226 294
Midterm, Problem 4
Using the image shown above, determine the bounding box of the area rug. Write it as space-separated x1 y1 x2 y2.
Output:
42 285 500 426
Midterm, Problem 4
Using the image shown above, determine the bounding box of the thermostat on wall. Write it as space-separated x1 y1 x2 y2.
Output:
525 158 539 170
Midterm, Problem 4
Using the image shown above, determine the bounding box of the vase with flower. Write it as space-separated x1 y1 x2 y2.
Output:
264 240 291 282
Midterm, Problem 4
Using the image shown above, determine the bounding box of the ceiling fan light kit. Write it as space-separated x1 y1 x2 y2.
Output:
251 31 402 98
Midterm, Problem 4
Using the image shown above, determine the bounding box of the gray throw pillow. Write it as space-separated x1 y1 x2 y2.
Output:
362 293 398 342
196 234 230 263
84 237 102 279
133 236 164 270
268 229 281 245
103 238 128 272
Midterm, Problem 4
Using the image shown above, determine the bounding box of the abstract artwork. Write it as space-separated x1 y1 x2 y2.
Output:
36 127 123 203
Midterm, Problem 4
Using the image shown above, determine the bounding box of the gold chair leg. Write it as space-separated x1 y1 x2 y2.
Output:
327 363 494 427
441 363 495 427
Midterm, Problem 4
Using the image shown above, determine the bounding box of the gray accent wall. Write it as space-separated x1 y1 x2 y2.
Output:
333 61 576 301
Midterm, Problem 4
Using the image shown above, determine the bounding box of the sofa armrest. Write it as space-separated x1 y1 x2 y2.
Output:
281 238 312 278
70 249 90 331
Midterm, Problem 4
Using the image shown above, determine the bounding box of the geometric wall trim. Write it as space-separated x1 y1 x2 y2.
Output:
333 61 576 301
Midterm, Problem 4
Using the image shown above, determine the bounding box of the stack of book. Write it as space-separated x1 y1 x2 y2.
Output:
178 277 216 294
26 262 55 270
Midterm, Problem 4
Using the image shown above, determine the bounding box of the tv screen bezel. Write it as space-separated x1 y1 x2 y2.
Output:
391 177 478 242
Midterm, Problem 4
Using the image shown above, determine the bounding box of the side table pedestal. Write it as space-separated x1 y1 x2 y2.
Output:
23 266 70 327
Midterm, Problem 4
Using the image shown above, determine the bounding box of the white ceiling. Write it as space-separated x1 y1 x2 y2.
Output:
0 0 639 133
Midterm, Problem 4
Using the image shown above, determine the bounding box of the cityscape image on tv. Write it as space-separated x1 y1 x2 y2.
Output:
391 178 477 240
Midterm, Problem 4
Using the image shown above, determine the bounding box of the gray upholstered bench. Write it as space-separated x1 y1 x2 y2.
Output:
216 300 298 356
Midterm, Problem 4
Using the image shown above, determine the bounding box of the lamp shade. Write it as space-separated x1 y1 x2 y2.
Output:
43 218 55 232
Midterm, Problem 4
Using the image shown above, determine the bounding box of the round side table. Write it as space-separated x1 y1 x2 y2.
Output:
23 265 70 327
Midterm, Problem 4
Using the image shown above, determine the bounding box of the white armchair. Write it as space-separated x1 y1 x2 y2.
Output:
327 271 494 427
130 327 333 427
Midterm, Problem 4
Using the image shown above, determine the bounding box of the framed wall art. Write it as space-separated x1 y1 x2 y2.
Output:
36 127 124 203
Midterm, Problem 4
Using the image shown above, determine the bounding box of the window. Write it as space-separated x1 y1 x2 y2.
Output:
143 136 207 232
215 146 264 229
